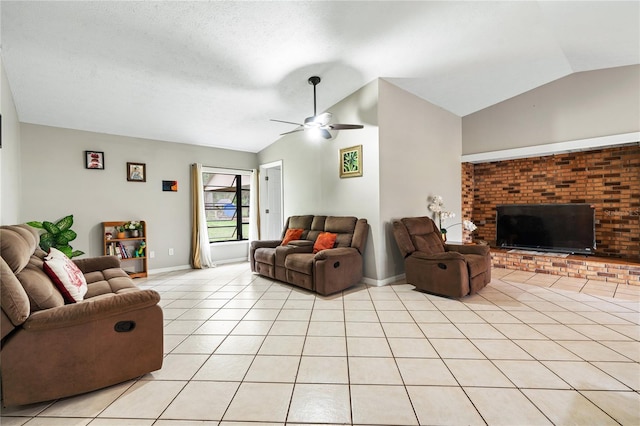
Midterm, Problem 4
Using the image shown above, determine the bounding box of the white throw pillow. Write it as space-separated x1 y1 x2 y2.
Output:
43 247 88 303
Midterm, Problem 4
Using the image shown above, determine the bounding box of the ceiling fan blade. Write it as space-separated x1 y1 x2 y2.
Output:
328 124 364 130
280 127 304 136
319 129 332 139
271 119 304 126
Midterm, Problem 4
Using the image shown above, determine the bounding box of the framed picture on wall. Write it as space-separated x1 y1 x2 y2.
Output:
339 145 363 178
127 162 146 182
162 180 178 192
85 151 104 169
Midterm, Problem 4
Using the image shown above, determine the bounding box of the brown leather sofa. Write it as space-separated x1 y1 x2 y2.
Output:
250 215 368 295
0 224 163 406
392 216 491 298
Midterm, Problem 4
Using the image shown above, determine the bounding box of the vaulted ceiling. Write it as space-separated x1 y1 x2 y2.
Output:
1 1 638 152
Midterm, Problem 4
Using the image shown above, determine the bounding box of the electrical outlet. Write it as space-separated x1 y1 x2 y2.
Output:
149 251 155 258
168 248 174 256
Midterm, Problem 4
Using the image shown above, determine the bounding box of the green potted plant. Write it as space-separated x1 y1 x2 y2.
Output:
27 214 85 258
115 225 126 239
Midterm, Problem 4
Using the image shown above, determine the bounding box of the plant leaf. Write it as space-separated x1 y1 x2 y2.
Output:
27 221 44 229
43 221 60 235
56 229 77 245
70 250 85 258
39 233 54 252
57 245 73 257
56 215 74 232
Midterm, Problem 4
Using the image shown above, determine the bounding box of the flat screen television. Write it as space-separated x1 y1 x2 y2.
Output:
496 203 596 255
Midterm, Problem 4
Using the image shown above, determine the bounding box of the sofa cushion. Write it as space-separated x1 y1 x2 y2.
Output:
313 232 337 254
325 216 356 248
403 216 438 234
0 225 38 274
311 216 327 231
284 253 314 275
0 258 30 326
16 259 65 311
281 228 303 246
254 247 276 265
43 247 88 303
285 216 314 238
412 233 445 254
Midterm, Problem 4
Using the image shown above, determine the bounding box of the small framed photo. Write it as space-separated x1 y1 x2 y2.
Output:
127 162 146 182
162 180 178 192
339 145 363 178
85 151 104 169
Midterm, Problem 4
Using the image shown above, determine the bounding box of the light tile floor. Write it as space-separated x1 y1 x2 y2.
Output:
2 264 639 425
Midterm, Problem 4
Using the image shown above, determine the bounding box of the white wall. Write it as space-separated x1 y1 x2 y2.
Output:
463 65 640 154
19 124 257 271
1 58 22 225
378 79 463 280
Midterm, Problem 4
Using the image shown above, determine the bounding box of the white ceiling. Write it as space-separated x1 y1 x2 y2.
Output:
1 1 638 153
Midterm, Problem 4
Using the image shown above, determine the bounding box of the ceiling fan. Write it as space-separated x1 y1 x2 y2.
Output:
271 76 364 139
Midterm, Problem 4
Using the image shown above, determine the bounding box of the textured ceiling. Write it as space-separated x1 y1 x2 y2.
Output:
1 1 638 153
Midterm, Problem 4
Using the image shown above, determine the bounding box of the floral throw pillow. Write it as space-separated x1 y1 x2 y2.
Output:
43 247 88 303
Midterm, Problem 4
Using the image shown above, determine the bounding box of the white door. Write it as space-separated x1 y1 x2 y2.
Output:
259 161 283 240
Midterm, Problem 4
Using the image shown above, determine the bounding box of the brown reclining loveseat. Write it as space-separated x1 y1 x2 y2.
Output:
250 215 368 295
0 224 163 406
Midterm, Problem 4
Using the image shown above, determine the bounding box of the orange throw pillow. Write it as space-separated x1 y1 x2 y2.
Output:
281 228 303 246
313 232 337 253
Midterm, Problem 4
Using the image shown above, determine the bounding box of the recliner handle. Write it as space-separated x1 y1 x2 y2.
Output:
437 263 447 270
114 321 136 333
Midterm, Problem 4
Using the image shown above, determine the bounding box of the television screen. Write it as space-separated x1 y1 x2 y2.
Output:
496 203 596 255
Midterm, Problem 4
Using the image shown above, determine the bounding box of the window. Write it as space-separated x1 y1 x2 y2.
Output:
202 170 251 243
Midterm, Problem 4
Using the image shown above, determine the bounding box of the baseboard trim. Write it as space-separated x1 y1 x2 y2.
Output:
361 274 406 287
213 257 250 266
148 264 192 275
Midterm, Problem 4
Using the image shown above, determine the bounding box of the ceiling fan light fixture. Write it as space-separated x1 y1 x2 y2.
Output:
304 116 323 127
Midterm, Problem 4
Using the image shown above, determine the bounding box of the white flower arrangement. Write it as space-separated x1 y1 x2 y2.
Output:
428 195 477 236
428 195 455 232
463 219 477 232
124 221 142 230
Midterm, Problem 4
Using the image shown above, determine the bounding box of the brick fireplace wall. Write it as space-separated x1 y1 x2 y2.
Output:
464 144 640 260
461 162 474 244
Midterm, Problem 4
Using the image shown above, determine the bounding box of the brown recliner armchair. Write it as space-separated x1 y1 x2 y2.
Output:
1 224 163 406
392 216 491 298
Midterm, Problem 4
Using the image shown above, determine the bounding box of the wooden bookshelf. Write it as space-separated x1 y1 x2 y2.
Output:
102 221 148 278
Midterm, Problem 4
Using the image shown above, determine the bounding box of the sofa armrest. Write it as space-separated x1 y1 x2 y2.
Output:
250 240 281 250
313 247 363 295
23 289 161 331
314 247 358 260
249 240 282 272
73 256 121 274
445 243 490 256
